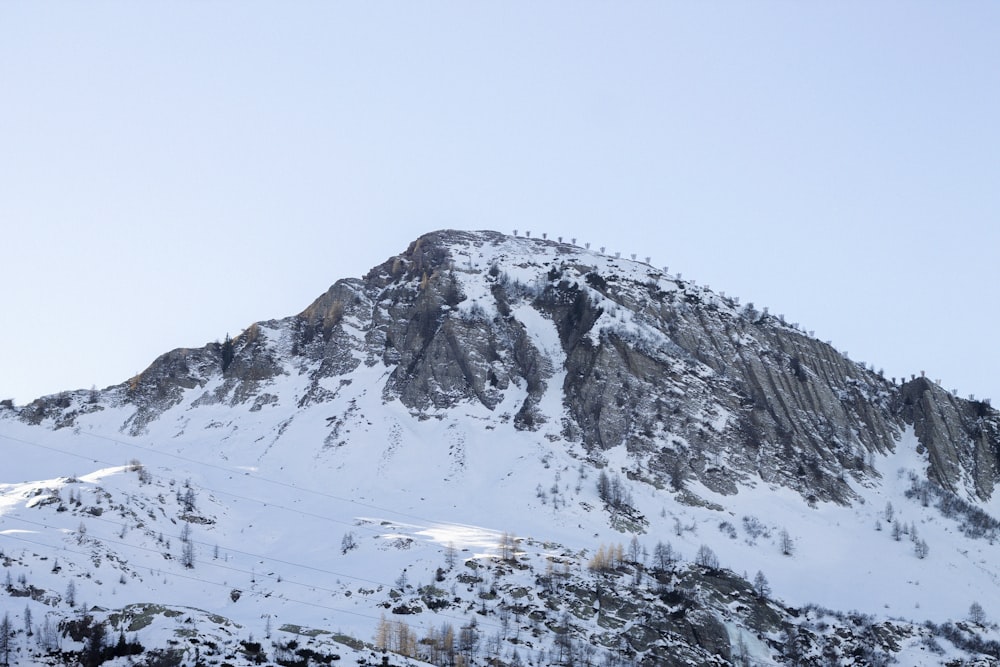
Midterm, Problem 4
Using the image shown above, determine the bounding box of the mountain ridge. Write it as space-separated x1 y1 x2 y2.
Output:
13 229 999 503
3 229 1000 666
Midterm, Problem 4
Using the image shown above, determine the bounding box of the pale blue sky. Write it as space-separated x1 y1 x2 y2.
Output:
2 2 998 405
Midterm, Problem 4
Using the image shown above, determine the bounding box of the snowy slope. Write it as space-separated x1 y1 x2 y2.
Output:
3 229 1000 666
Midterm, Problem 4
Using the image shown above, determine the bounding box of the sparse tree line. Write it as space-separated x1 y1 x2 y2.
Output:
58 464 204 571
904 475 1000 541
9 446 998 666
596 471 634 513
795 602 999 664
588 537 682 577
877 500 931 559
0 608 143 667
588 543 626 572
4 520 993 667
584 535 774 608
535 464 590 510
374 608 629 667
372 532 713 666
375 614 481 667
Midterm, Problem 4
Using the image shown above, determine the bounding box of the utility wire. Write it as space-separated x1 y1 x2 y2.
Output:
1 427 503 534
0 429 539 576
1 525 509 635
0 433 544 636
1 531 391 624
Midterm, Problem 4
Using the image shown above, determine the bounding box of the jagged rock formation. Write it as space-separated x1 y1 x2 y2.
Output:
28 229 994 502
14 231 1000 506
7 229 1000 667
898 377 1000 498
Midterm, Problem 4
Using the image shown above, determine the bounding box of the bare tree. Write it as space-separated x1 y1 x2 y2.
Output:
970 601 987 625
653 541 678 573
597 471 611 504
498 531 517 561
597 471 633 510
180 480 197 513
459 619 480 663
498 605 511 639
779 528 795 556
444 542 458 569
628 536 642 563
37 616 56 651
340 531 357 554
782 627 804 665
753 570 771 598
0 613 11 667
180 524 195 569
695 544 719 569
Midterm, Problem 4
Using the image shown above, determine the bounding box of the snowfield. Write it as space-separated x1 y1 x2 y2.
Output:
3 231 1000 666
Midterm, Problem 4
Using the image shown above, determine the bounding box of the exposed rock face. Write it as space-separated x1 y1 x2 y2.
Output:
8 229 1000 667
311 229 1000 504
121 345 218 434
364 233 551 429
18 229 1000 502
899 377 1000 498
533 267 902 502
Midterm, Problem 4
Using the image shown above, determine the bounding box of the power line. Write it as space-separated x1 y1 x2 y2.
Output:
0 425 500 533
0 531 389 624
0 426 584 609
1 521 508 635
3 514 373 594
0 431 396 542
0 429 529 585
0 434 529 636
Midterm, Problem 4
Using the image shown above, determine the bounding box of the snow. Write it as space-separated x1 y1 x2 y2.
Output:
6 382 996 661
2 233 1000 664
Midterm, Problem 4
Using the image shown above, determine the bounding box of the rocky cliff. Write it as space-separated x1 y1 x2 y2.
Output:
7 229 1000 667
20 229 1000 505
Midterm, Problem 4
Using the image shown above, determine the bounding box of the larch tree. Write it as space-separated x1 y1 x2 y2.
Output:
970 601 987 625
779 528 795 556
0 612 11 667
753 570 770 598
444 542 459 570
695 544 719 570
65 580 76 608
180 523 196 569
653 541 678 573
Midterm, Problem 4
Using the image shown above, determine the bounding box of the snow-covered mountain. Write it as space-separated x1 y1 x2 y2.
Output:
2 229 1000 666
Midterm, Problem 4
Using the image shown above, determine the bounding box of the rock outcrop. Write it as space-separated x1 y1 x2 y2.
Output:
7 229 1000 667
17 229 1000 502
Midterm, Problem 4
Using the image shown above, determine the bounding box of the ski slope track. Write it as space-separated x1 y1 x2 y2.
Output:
3 229 1000 666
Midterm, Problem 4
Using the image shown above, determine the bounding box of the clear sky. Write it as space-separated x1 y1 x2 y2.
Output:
2 2 998 406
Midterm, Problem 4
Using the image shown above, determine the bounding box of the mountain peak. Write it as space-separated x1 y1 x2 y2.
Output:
17 229 1000 505
5 228 1000 665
